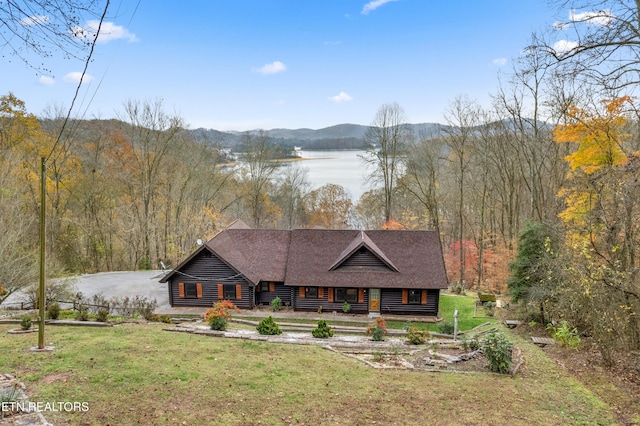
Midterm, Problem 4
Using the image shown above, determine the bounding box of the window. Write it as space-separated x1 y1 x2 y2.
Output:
408 289 421 304
335 288 357 303
306 287 318 298
260 282 270 292
223 284 236 299
184 283 198 298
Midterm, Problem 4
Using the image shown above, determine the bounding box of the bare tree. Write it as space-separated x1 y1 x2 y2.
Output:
117 99 184 268
362 102 411 222
352 189 386 230
1 0 109 73
0 193 38 306
400 133 446 236
273 165 310 229
442 96 481 287
535 1 640 92
239 131 281 228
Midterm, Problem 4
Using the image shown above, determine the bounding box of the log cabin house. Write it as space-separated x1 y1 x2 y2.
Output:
160 220 448 316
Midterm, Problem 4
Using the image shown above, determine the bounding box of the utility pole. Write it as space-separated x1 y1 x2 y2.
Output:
38 157 46 349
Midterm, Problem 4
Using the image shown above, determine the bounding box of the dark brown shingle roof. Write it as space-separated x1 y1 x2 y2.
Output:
206 228 291 284
284 229 447 289
164 224 448 290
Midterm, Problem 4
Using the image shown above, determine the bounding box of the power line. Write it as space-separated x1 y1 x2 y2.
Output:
45 0 110 163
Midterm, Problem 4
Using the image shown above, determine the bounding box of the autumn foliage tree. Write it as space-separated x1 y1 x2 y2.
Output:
550 96 640 363
305 184 352 229
554 97 632 233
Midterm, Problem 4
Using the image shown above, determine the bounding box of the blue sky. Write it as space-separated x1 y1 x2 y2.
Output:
3 0 561 131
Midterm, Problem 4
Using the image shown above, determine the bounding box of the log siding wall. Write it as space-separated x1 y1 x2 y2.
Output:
256 282 291 306
379 288 440 316
294 286 369 313
169 250 254 309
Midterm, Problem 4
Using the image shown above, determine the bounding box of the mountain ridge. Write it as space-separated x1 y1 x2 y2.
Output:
190 122 445 149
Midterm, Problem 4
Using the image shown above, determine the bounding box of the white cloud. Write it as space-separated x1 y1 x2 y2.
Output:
553 39 579 54
255 61 287 75
324 41 342 46
362 0 399 15
330 92 354 103
63 72 94 84
38 75 55 85
493 58 507 66
20 15 49 26
569 9 613 26
72 20 138 44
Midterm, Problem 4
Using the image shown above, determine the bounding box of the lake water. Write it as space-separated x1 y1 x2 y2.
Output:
284 150 370 200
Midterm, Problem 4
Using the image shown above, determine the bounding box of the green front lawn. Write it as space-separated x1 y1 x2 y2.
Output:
0 323 617 425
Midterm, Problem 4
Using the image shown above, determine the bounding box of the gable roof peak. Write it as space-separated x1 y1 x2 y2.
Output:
329 230 399 272
226 219 251 230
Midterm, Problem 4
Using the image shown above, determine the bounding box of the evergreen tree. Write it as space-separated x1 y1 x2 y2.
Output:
507 221 558 304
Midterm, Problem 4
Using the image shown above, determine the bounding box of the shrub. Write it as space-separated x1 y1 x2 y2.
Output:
209 316 228 331
366 317 388 341
20 315 32 330
312 319 334 338
138 257 152 270
407 326 429 345
89 293 110 314
133 296 158 320
148 314 172 323
75 304 89 321
547 320 581 348
96 308 109 322
108 295 158 320
482 331 513 374
25 277 77 308
270 296 282 312
461 337 480 352
470 338 481 351
437 321 454 335
47 302 60 320
109 296 134 317
205 300 238 331
256 316 282 335
342 300 351 314
449 282 465 295
484 301 496 317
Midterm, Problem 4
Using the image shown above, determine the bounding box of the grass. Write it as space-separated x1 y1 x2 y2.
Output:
0 322 618 425
387 292 497 332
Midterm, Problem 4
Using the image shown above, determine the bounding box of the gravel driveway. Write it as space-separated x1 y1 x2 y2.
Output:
72 270 170 309
3 270 170 311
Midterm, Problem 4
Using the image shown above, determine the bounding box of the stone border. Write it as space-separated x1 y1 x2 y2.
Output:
164 322 525 376
6 328 38 335
0 373 51 426
164 323 408 350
